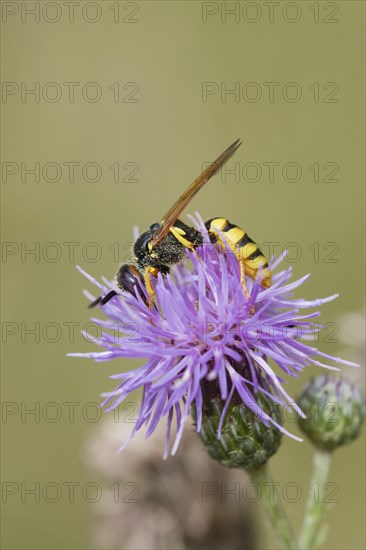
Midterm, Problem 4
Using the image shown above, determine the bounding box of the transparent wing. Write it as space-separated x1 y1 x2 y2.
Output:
149 138 242 249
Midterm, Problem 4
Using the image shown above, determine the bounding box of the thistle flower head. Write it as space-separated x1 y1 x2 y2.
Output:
69 213 358 458
192 392 284 469
297 374 365 451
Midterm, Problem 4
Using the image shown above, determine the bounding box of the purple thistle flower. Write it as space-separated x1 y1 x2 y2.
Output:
69 213 358 458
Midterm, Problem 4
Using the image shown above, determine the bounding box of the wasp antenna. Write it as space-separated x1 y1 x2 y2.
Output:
88 290 119 308
88 296 102 308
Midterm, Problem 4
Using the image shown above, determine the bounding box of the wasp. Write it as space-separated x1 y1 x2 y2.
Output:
89 139 271 309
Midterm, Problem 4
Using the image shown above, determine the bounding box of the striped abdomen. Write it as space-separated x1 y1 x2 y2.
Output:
205 218 271 289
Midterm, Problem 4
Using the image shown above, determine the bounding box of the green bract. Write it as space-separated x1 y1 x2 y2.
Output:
192 394 283 469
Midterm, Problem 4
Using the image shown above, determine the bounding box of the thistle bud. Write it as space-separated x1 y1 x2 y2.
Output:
297 375 365 451
192 390 283 469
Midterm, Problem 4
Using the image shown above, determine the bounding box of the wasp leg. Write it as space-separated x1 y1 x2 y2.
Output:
239 261 251 301
88 290 118 308
207 228 252 304
144 266 159 309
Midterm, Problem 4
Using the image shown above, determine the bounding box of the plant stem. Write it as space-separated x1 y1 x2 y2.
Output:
298 448 332 549
250 464 298 550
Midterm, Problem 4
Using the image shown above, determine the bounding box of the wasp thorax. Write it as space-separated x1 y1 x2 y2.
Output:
134 220 203 269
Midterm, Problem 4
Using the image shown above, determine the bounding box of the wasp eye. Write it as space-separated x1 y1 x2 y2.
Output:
116 264 145 300
116 265 141 294
134 225 159 258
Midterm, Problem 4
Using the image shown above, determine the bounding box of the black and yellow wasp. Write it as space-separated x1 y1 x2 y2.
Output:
89 139 271 309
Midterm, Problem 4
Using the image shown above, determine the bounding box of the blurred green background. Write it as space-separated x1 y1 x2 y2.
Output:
1 1 365 548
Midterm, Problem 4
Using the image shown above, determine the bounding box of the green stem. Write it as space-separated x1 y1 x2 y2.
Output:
298 449 332 550
250 464 298 550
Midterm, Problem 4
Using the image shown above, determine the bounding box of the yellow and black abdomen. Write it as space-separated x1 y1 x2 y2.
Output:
205 218 271 289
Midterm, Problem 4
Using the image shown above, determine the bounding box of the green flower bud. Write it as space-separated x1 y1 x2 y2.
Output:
297 375 365 451
192 391 283 469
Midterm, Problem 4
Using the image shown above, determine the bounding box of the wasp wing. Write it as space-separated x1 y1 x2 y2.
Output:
149 138 242 249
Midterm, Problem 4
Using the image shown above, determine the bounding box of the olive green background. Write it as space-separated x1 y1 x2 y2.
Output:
1 1 365 549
